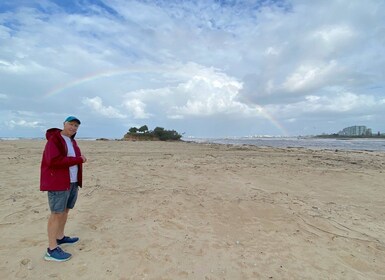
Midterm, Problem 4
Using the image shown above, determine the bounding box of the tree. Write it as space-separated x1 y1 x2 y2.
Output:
153 127 182 141
128 127 138 134
138 125 149 133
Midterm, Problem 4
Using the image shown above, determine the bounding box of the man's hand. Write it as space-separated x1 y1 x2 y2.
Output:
81 155 87 163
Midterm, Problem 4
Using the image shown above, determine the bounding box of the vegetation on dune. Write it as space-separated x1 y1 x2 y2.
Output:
123 125 182 141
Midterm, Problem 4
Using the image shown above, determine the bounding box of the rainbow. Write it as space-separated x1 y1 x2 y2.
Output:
256 106 289 136
45 68 288 136
45 66 170 98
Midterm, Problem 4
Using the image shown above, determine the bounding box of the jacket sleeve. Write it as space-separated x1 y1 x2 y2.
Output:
44 138 83 168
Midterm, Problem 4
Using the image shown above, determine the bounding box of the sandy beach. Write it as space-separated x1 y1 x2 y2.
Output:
1 139 385 280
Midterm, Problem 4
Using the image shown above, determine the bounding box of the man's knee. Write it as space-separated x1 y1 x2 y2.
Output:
50 212 67 220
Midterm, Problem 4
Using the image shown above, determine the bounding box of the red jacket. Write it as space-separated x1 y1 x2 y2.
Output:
40 128 83 191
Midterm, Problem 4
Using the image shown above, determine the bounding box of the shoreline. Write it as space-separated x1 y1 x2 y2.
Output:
2 136 385 151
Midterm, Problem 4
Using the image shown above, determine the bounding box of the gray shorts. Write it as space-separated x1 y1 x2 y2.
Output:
48 183 79 213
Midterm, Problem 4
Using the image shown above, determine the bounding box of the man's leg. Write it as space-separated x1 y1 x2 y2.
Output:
55 184 80 245
56 208 69 240
45 190 73 261
45 211 72 261
47 212 67 250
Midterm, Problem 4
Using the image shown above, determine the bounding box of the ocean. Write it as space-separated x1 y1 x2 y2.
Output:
183 137 385 152
2 137 385 152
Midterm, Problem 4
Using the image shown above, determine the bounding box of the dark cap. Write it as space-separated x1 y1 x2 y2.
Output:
64 116 81 124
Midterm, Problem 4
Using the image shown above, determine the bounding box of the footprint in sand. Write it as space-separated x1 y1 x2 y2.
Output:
15 258 32 279
76 262 88 277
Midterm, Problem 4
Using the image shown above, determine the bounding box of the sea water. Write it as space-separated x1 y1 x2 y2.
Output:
184 137 385 152
2 137 385 152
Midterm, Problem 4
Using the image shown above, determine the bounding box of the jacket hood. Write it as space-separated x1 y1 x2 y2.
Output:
45 128 61 140
45 128 77 140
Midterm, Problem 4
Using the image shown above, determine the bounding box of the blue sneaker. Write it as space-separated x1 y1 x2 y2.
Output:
44 247 72 262
57 236 79 245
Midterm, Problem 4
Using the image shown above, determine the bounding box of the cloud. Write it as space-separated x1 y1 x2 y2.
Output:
282 61 340 93
238 60 346 106
82 96 126 118
170 74 244 117
6 119 41 128
302 92 376 113
266 91 378 121
0 59 27 73
123 98 152 119
121 65 265 120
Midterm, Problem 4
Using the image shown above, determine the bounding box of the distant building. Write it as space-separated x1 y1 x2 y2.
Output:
338 126 372 136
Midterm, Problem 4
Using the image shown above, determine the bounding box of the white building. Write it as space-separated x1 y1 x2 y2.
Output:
338 126 372 136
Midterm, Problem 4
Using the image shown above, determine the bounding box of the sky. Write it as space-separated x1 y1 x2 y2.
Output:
1 0 384 138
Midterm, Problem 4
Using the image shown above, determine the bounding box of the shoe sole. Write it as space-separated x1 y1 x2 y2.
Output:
44 254 72 262
57 239 79 246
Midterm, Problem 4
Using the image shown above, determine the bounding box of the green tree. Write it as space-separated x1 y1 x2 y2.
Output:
128 127 138 134
138 125 149 133
153 127 182 141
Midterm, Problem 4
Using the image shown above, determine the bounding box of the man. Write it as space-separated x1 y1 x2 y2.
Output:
40 116 87 262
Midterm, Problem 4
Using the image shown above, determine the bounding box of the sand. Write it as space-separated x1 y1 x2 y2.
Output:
1 139 385 280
